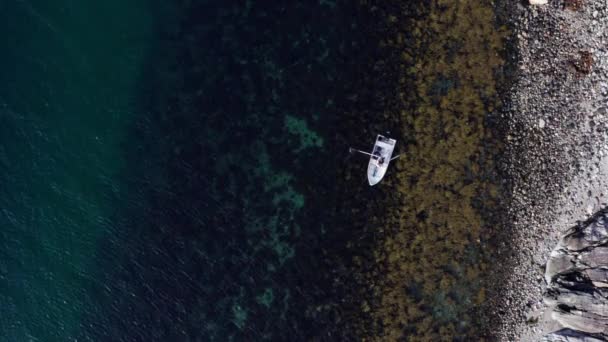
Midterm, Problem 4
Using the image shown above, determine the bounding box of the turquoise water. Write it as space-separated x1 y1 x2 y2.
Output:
0 1 154 340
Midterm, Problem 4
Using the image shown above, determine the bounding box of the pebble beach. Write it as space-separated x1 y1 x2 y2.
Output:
493 1 608 340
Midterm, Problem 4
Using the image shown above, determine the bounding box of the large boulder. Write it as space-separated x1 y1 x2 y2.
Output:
542 328 607 342
543 211 608 340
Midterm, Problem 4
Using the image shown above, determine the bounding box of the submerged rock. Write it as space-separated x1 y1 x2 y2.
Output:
543 211 608 340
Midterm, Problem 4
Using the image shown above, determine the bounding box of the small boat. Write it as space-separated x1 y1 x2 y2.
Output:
350 134 399 186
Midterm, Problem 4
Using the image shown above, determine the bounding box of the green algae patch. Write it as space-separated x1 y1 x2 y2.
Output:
231 303 248 329
284 114 324 152
256 288 275 308
351 1 507 340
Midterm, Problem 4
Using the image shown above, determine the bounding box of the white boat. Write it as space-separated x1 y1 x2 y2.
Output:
350 134 398 186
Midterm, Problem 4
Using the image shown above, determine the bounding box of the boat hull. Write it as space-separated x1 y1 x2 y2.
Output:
367 134 396 186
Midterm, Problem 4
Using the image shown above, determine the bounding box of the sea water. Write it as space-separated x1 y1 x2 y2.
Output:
0 1 507 341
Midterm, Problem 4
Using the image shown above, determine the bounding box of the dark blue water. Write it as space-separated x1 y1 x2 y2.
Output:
0 1 385 340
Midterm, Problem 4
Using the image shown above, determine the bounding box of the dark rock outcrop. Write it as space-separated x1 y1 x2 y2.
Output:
542 328 607 342
543 211 608 341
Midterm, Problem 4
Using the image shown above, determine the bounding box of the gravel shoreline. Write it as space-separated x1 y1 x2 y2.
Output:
494 1 608 340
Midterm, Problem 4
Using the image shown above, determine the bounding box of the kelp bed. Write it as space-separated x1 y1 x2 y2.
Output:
335 1 509 340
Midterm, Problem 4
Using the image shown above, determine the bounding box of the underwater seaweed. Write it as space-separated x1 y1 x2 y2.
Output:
345 0 508 340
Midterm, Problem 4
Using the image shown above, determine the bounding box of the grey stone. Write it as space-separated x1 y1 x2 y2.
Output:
543 211 608 340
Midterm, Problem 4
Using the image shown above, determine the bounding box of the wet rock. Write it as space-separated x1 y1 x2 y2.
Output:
543 211 608 340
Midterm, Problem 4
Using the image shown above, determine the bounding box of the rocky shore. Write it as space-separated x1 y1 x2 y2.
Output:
494 0 608 340
543 209 608 340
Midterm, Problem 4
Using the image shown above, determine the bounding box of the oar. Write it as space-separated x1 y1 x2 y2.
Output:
349 147 374 157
